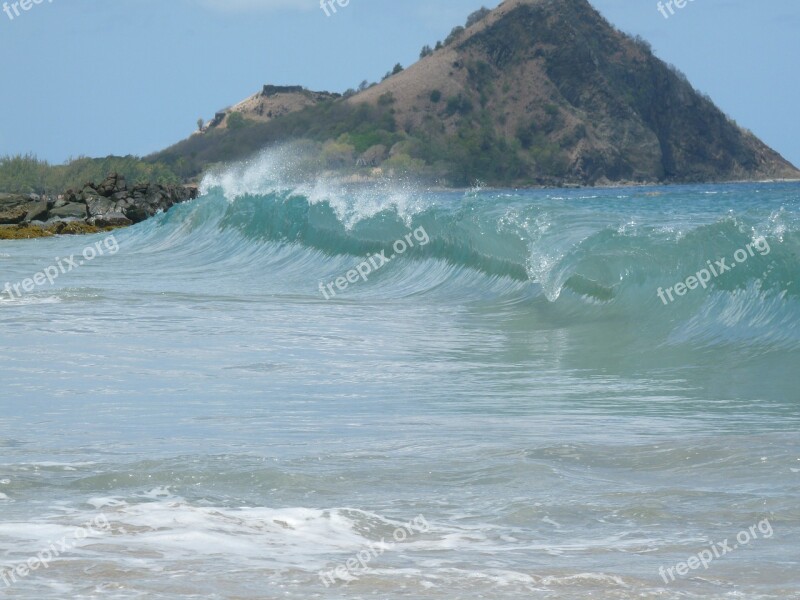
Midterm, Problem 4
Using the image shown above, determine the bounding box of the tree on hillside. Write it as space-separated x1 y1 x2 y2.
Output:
383 64 404 82
466 7 491 28
226 112 246 131
445 26 465 46
420 45 433 58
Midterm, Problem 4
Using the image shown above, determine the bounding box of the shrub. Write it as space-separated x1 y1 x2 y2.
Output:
632 35 652 52
445 94 473 116
226 112 247 131
383 153 427 175
378 92 396 106
465 7 491 28
321 140 355 169
0 153 181 194
429 90 442 103
445 26 465 46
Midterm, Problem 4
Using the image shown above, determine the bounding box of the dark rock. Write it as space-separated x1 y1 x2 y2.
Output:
24 199 50 223
85 197 116 218
262 84 305 96
113 198 132 211
90 212 132 227
49 203 88 220
123 204 151 224
80 189 100 202
1 175 199 235
0 194 31 224
97 173 127 197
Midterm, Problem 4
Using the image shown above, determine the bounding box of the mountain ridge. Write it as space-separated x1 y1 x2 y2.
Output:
150 0 799 187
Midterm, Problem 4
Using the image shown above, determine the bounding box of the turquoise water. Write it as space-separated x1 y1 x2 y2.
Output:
1 161 798 598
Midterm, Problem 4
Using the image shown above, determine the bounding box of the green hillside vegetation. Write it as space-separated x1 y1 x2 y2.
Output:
0 154 181 195
153 96 529 186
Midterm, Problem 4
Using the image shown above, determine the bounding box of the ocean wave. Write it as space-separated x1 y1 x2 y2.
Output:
91 155 799 351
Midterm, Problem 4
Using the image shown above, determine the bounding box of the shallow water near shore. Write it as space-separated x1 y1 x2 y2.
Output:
0 171 798 598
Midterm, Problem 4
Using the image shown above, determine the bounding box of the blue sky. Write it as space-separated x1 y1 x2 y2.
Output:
0 0 797 166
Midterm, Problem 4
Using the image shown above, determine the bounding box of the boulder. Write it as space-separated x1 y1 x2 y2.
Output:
0 194 32 224
90 212 132 227
0 177 200 235
124 204 155 224
113 198 132 212
24 199 50 223
97 173 127 197
49 202 87 220
85 196 116 218
80 187 101 202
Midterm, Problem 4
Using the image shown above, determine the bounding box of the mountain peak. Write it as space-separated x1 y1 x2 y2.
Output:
348 0 798 184
153 0 798 186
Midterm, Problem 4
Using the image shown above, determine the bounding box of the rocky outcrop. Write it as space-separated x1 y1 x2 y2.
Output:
0 173 199 234
262 85 306 96
0 194 34 224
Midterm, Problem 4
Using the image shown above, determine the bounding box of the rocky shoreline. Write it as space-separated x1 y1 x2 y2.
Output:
0 173 199 239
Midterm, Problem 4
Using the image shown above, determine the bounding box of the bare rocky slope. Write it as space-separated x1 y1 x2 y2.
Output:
151 0 799 186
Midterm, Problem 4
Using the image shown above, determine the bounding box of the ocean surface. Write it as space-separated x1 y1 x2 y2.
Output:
1 157 798 599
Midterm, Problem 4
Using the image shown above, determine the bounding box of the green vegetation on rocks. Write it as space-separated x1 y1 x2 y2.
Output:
0 154 181 196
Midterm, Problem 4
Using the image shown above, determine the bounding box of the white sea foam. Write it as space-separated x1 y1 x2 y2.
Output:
0 295 62 305
199 144 430 230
